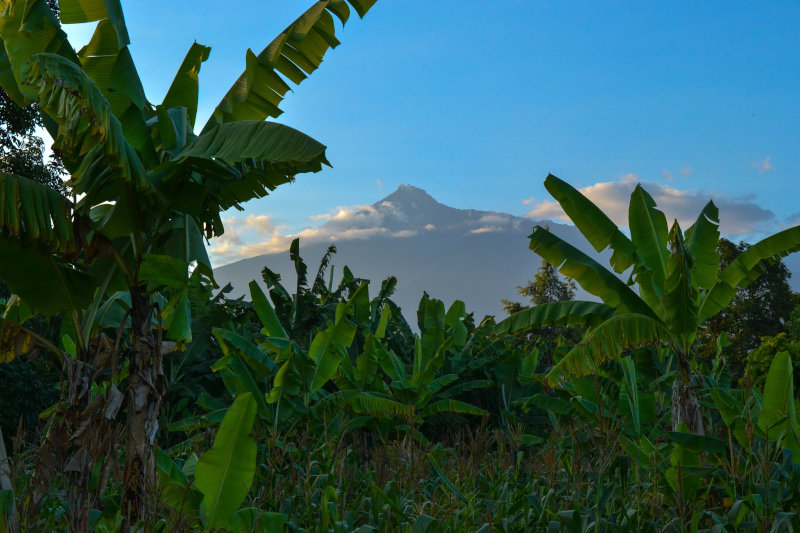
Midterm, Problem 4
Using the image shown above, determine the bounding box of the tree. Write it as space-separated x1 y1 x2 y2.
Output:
496 174 800 435
502 258 576 313
695 238 798 378
0 0 378 525
502 258 577 365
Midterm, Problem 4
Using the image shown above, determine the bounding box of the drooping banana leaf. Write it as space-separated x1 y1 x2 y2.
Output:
194 392 258 530
529 226 655 318
495 300 616 335
543 174 636 273
76 19 155 163
0 173 75 253
0 0 78 105
628 185 669 292
545 314 668 386
418 399 486 418
168 121 327 236
698 225 800 322
24 53 150 197
312 390 412 418
683 200 720 290
59 0 129 48
203 0 379 132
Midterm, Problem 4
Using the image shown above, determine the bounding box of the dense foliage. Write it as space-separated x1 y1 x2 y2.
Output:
3 1 800 532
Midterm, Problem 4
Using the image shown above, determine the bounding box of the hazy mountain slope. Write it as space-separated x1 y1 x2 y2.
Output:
214 185 603 321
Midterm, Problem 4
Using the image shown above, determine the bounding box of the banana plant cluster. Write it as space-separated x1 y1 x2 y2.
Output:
180 243 491 443
498 174 800 434
0 0 378 525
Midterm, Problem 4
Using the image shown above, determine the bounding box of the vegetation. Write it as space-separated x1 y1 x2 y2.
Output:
2 1 800 532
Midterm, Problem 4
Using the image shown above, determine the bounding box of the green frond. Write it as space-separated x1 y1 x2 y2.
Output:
699 225 800 322
203 0 379 131
545 314 667 387
529 226 655 318
495 300 616 335
24 53 150 198
544 174 636 273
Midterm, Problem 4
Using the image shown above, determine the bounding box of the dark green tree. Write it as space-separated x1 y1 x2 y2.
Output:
501 258 578 366
696 238 798 379
502 258 576 314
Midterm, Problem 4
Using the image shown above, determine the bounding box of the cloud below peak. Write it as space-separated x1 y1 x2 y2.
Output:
525 176 775 236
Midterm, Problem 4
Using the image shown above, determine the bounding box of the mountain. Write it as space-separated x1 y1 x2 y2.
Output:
213 185 800 322
213 185 604 321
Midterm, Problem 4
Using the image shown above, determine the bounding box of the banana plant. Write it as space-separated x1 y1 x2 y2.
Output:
0 0 379 523
497 174 800 434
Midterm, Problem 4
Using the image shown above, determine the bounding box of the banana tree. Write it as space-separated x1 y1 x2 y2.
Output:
497 174 800 434
0 0 378 524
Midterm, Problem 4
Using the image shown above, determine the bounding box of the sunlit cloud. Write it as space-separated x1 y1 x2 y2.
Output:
522 197 534 205
470 226 504 234
753 157 774 174
525 174 775 236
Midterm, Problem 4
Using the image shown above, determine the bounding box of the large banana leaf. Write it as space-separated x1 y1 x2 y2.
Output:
663 222 698 348
162 42 211 128
698 225 800 322
194 392 258 530
495 300 616 335
543 174 636 273
418 399 487 418
24 53 150 197
529 226 655 318
249 281 288 339
59 0 129 48
759 351 800 457
683 200 720 290
76 19 155 163
203 0 378 131
628 185 669 292
168 121 328 236
0 173 74 253
308 314 357 391
0 0 78 104
0 240 96 315
545 314 667 386
312 390 412 417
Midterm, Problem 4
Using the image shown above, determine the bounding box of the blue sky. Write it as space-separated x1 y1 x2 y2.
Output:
65 1 800 264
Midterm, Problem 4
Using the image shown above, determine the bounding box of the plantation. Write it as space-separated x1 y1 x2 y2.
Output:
1 0 800 531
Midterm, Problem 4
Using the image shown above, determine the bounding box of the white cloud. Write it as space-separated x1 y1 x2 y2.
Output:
522 197 534 205
525 174 774 236
470 226 504 234
680 166 694 178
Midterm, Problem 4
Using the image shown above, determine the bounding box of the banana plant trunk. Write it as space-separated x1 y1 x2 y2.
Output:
671 356 704 435
121 286 165 526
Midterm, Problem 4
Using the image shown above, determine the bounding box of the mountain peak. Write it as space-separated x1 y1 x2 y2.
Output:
378 184 439 208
